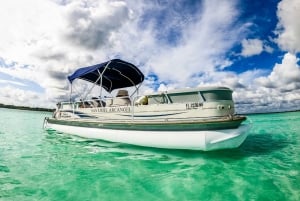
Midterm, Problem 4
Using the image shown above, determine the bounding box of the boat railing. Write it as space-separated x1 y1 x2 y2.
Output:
58 98 106 110
59 95 138 110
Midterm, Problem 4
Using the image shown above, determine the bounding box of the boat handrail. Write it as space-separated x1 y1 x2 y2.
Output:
59 95 134 109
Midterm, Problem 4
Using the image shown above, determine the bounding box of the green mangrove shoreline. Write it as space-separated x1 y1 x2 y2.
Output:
0 103 54 112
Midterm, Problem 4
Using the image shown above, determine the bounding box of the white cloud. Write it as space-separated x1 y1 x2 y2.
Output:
0 86 51 108
276 0 300 53
63 0 130 50
0 0 299 113
264 45 274 54
235 86 300 114
255 53 300 90
0 79 27 87
147 0 241 85
0 0 63 64
232 53 300 113
0 0 244 107
0 0 133 106
191 53 300 114
241 39 263 57
240 38 276 57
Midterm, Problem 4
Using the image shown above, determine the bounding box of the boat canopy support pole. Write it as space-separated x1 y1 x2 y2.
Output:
99 61 111 98
82 61 111 101
69 83 75 114
70 84 73 102
99 69 103 100
130 83 142 98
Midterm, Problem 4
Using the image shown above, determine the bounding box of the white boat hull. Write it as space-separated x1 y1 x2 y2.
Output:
44 120 251 151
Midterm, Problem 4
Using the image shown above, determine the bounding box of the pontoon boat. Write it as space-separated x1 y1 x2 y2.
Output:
44 59 250 151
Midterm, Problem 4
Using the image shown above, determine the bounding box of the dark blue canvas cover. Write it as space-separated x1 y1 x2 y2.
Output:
67 59 144 92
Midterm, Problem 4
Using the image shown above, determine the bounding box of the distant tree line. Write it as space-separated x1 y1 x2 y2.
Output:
0 103 54 112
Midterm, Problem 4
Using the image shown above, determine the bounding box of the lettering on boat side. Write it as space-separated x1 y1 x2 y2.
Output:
61 112 72 118
186 102 203 110
91 107 131 113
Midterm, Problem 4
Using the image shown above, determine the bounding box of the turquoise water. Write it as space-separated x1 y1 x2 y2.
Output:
0 108 299 201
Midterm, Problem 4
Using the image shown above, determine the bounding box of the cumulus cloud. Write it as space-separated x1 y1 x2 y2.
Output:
0 0 63 64
0 0 244 107
241 39 264 57
232 53 300 113
0 86 50 108
63 0 130 50
240 38 275 57
0 0 134 106
276 0 300 53
255 53 300 91
147 0 242 85
235 86 300 114
0 0 299 114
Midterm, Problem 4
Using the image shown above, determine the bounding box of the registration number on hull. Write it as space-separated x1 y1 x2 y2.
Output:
186 102 203 110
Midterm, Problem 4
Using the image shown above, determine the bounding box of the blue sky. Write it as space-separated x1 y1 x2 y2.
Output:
0 0 300 113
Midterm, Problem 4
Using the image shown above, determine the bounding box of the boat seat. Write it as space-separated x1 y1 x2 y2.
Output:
135 96 148 105
112 90 131 106
112 97 131 106
91 97 106 107
116 89 129 97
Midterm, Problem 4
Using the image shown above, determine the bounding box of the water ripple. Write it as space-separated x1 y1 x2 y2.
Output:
1 108 300 201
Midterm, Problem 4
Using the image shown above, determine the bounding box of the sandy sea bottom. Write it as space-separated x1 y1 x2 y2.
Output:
0 108 299 201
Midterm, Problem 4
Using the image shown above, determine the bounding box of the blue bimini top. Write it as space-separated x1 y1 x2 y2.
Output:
67 59 144 92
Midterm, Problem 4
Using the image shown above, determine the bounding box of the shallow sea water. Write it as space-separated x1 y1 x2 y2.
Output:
0 108 299 201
